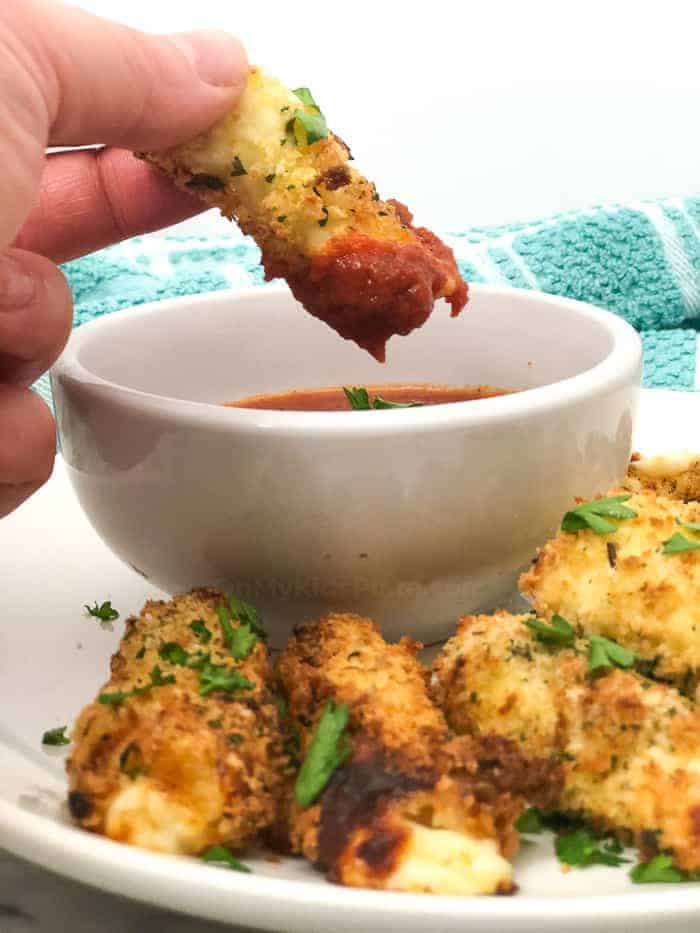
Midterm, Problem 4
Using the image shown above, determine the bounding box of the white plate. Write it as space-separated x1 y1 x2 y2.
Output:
1 388 698 933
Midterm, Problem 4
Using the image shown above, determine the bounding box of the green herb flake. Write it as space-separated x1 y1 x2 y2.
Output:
343 386 423 411
372 396 423 409
201 845 251 873
265 173 276 183
217 602 259 660
515 807 544 835
42 726 70 747
318 206 329 228
229 595 266 639
343 386 371 410
663 532 700 555
630 854 699 883
588 635 636 673
159 642 189 666
197 662 254 698
84 600 119 628
277 214 287 222
292 87 319 109
98 666 175 707
119 742 145 780
677 518 700 533
228 733 244 745
524 614 576 647
556 829 629 868
135 645 146 660
228 624 258 661
208 718 222 729
292 108 328 147
295 700 351 808
190 619 212 643
561 495 637 536
230 156 247 177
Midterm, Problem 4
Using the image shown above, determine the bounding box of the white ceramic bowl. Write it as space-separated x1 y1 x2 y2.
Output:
52 284 641 643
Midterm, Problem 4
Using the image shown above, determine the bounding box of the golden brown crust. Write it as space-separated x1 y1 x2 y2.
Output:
520 488 700 686
432 611 700 870
141 68 467 360
276 613 555 892
67 589 287 854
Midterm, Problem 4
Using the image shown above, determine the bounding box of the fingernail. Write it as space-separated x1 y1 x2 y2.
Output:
173 30 248 88
0 254 36 309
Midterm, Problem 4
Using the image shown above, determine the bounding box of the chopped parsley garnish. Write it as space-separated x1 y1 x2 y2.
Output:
98 665 175 706
515 807 544 834
277 214 287 222
561 495 637 535
343 386 423 410
230 156 247 177
228 624 258 661
135 645 145 659
201 845 251 873
42 726 70 747
295 700 351 808
676 518 700 532
556 829 628 868
217 602 260 660
630 854 699 883
292 87 319 108
84 600 119 628
229 595 266 639
186 173 225 190
524 614 576 647
119 742 145 780
190 619 212 643
228 733 244 745
197 662 254 698
265 173 276 183
318 206 329 227
588 634 636 672
286 89 328 147
662 532 700 555
159 642 189 666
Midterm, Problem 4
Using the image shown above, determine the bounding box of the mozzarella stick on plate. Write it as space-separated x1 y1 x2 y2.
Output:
67 589 287 855
432 611 700 871
276 613 559 895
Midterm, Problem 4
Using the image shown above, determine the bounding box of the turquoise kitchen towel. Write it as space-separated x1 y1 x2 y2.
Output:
34 194 700 407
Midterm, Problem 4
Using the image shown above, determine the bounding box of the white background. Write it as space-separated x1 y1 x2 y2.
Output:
74 0 699 232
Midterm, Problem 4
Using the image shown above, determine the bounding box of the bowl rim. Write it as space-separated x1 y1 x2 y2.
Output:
51 283 642 437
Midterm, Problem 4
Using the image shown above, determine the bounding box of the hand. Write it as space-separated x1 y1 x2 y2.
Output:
0 0 247 517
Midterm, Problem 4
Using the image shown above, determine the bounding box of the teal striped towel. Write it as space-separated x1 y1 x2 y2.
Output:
35 194 700 406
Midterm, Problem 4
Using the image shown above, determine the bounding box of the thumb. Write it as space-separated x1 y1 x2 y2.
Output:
0 0 248 242
5 0 248 150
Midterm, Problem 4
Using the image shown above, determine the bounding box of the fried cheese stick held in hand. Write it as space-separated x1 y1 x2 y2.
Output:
67 589 287 855
141 69 468 361
276 613 559 895
432 611 700 872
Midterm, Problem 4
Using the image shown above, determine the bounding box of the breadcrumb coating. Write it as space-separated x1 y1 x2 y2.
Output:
432 611 700 870
67 589 287 855
520 488 700 689
276 613 558 894
141 68 467 360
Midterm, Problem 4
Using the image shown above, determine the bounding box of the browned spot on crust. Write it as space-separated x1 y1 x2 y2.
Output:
356 822 409 878
318 739 434 875
68 791 93 820
690 806 700 837
317 166 351 191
